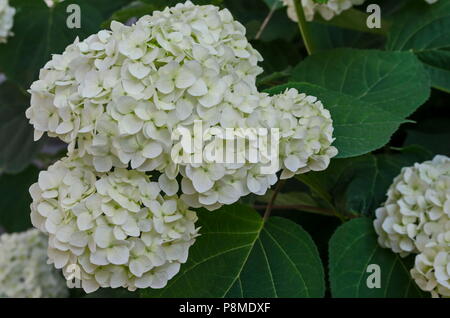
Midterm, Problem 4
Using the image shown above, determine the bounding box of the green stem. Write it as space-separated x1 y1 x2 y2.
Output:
256 204 335 218
255 1 278 40
263 180 286 221
293 0 315 55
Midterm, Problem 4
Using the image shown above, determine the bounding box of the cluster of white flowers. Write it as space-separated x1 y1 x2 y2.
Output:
374 155 450 297
0 0 15 43
281 0 439 22
411 236 450 298
30 155 199 293
180 88 336 210
26 1 337 211
281 0 365 22
0 229 68 297
374 156 450 255
250 88 337 179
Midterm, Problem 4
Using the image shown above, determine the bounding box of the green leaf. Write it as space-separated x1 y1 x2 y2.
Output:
141 204 324 298
270 209 341 265
266 82 405 158
0 165 39 232
296 146 432 217
308 22 383 52
291 48 430 118
0 81 42 174
0 0 128 88
259 191 319 208
329 218 427 298
386 0 450 93
224 217 324 297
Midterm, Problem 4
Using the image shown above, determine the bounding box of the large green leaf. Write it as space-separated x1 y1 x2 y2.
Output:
0 81 42 174
308 22 383 52
296 146 431 217
266 82 405 158
291 48 430 118
0 0 129 88
0 165 39 232
386 0 450 93
329 218 427 298
141 204 324 298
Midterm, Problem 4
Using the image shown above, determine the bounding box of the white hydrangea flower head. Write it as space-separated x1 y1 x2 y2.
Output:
26 1 263 160
0 0 15 43
30 155 199 293
281 0 365 22
281 0 437 22
410 241 450 298
256 88 337 179
0 229 68 298
26 1 337 211
374 155 450 256
178 87 337 211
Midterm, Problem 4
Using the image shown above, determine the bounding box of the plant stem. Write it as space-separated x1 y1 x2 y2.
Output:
263 180 286 221
293 0 315 55
256 204 358 220
255 1 278 40
256 204 335 217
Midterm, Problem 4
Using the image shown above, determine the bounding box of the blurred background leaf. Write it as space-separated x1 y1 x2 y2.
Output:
0 0 131 89
0 165 38 232
0 81 42 174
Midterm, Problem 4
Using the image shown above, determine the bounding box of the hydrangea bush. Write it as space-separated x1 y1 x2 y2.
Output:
26 1 337 212
24 1 337 291
0 229 68 297
0 0 450 299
